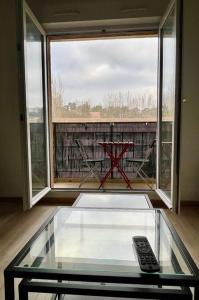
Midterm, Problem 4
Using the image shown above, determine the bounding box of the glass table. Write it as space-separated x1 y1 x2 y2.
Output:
4 207 199 300
73 193 152 209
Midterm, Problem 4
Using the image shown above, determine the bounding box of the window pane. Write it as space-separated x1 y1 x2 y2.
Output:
159 8 176 199
25 15 47 196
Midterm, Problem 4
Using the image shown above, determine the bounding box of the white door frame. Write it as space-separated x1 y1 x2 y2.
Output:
21 1 51 209
156 0 182 212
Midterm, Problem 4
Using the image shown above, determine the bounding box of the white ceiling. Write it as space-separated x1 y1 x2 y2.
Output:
26 0 170 33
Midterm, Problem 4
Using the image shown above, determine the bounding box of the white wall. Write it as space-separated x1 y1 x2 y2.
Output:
0 0 198 202
179 0 199 201
26 0 169 24
0 0 23 198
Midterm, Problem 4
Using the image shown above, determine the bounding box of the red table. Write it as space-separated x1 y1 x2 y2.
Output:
99 142 134 189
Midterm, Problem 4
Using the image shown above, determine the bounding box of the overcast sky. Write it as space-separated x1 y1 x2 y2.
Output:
50 37 158 107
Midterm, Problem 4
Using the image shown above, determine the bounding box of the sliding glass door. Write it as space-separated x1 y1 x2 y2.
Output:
22 3 50 209
157 0 182 211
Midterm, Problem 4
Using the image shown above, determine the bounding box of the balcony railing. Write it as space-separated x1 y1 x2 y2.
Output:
53 122 157 182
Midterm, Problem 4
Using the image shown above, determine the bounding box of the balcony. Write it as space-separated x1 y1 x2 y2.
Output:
53 121 156 190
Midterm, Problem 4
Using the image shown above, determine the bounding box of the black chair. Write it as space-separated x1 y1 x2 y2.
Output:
75 139 104 188
126 140 156 189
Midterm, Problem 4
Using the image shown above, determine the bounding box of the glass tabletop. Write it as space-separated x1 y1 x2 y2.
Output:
74 193 151 209
16 208 192 277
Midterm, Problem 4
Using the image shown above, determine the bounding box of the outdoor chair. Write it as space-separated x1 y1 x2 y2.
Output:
126 140 156 189
75 139 104 188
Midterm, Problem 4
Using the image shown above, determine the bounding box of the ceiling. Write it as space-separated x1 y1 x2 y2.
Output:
26 0 170 33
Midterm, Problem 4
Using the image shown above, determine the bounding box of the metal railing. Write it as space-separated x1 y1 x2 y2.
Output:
53 122 157 181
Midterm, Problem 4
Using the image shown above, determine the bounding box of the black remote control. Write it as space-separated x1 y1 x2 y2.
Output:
133 236 160 273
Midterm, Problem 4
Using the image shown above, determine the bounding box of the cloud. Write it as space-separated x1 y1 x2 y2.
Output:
50 37 158 105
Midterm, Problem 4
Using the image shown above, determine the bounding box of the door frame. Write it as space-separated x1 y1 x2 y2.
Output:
156 0 182 212
47 31 158 194
19 0 183 203
19 1 51 209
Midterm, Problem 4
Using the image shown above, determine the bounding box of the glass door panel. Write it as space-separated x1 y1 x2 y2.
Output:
157 0 181 210
160 7 176 200
26 15 47 196
23 4 50 208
